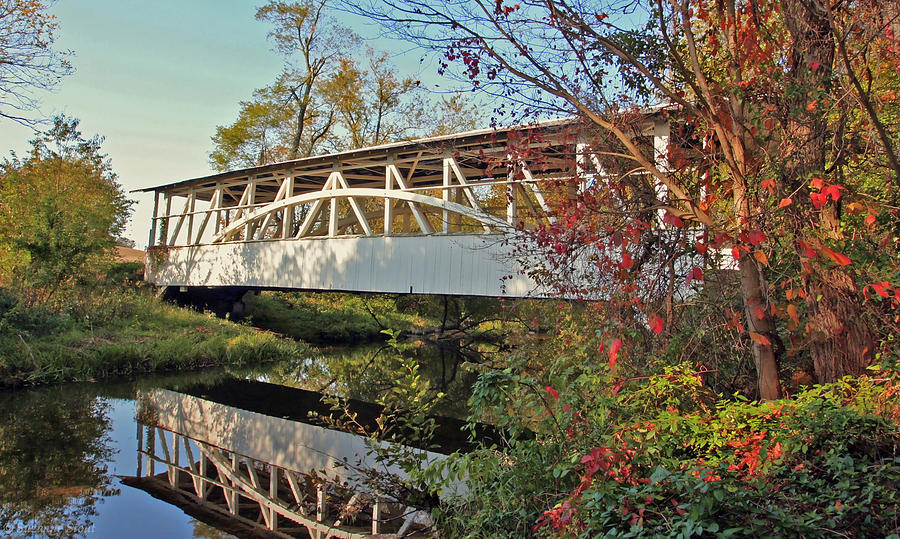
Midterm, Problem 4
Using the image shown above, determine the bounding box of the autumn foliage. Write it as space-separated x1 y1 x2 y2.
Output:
351 0 900 401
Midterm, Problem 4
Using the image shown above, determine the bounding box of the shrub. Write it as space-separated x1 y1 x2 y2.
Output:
433 363 900 537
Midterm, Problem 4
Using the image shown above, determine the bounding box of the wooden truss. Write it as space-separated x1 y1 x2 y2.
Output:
141 119 600 249
135 423 433 538
141 116 672 249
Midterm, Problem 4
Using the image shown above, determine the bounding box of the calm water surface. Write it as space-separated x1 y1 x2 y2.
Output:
0 344 477 538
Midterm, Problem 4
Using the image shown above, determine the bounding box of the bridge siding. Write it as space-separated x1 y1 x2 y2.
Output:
148 235 542 297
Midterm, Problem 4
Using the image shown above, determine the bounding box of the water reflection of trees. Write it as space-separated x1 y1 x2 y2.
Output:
0 385 115 537
253 342 482 418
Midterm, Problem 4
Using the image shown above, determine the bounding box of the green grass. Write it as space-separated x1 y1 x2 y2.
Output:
0 286 309 388
244 291 428 344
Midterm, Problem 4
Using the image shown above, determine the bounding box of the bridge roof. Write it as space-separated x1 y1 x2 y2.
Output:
135 117 586 199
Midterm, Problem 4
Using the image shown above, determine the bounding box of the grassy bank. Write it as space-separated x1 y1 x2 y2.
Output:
244 291 428 344
0 285 309 388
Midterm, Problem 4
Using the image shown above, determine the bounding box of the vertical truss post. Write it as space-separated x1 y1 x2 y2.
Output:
653 119 671 226
160 193 172 247
136 423 144 477
282 176 294 238
269 467 279 531
328 168 339 238
385 156 395 236
576 141 589 192
157 428 175 487
243 178 257 241
146 426 155 476
199 453 208 501
148 191 160 248
372 497 385 535
214 183 223 235
228 453 239 515
186 189 196 245
442 156 451 234
316 483 327 538
506 156 518 226
172 432 180 487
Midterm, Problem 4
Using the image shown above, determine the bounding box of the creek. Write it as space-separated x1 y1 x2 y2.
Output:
0 342 481 538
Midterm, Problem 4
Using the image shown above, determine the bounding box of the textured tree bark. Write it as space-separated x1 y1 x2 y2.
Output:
781 0 876 382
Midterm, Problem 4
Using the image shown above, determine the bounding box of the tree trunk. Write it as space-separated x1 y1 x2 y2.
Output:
733 171 782 400
781 0 876 382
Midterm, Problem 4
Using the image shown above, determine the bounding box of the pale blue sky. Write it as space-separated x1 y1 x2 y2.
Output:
0 0 446 248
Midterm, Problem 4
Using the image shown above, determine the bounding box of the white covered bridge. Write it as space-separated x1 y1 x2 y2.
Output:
139 116 673 298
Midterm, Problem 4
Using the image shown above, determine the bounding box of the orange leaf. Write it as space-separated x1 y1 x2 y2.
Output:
787 304 799 326
749 332 772 346
865 213 876 226
753 250 769 266
778 198 793 208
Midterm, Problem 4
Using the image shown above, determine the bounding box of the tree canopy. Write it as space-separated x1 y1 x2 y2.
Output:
0 0 73 124
348 0 900 398
0 116 131 301
210 0 484 171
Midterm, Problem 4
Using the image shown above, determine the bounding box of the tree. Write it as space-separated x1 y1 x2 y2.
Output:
0 0 73 124
348 0 900 398
211 0 488 171
0 115 132 301
210 0 355 171
322 49 424 148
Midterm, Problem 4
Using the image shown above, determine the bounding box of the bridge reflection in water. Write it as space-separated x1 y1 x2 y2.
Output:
124 380 483 538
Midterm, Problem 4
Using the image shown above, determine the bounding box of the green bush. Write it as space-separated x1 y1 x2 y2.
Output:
432 363 900 537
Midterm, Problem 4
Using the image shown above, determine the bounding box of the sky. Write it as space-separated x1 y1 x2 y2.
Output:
0 0 445 248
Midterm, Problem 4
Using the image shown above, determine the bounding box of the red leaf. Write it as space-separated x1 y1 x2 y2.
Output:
695 241 708 255
809 60 821 72
761 179 775 194
686 267 704 286
810 177 825 190
749 332 772 346
778 198 793 208
747 230 767 246
865 213 876 226
822 184 845 201
545 385 559 401
649 315 665 335
821 246 852 266
608 338 622 369
810 192 827 208
797 240 818 258
662 211 684 228
620 251 634 269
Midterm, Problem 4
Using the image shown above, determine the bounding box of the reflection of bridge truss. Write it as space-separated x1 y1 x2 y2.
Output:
134 416 432 537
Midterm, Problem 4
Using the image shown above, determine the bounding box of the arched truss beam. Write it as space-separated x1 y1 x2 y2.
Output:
212 181 511 243
152 155 559 247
